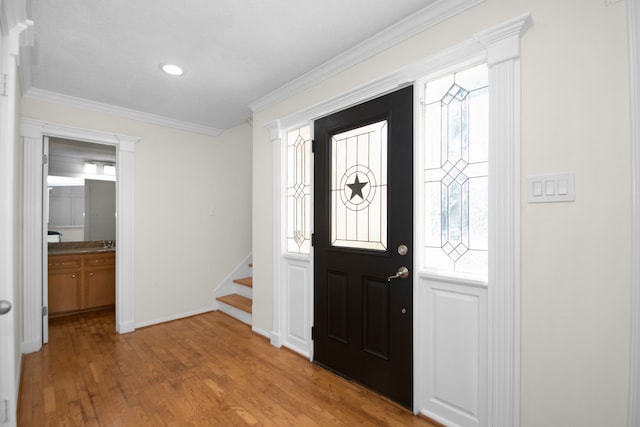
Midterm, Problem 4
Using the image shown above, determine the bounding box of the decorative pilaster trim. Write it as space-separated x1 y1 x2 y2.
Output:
488 59 521 427
266 120 281 142
0 0 29 39
478 14 530 427
115 148 135 334
116 135 138 153
474 13 532 65
268 120 283 346
627 0 640 425
249 0 486 113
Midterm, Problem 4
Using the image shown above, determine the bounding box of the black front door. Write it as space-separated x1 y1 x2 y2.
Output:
313 86 414 408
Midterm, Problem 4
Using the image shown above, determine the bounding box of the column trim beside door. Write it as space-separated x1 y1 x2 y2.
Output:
627 0 640 425
21 119 139 353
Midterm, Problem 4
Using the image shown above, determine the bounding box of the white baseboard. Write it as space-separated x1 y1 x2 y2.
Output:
21 339 41 354
421 409 461 427
135 306 215 329
116 320 135 334
252 325 270 339
283 342 311 359
270 331 283 347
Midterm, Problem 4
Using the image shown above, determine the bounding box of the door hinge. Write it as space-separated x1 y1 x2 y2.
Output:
42 154 48 165
312 139 316 153
311 326 315 340
311 233 315 246
0 74 8 97
42 306 48 316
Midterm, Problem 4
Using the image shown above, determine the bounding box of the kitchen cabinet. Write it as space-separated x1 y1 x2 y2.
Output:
48 255 82 314
84 252 116 308
48 251 115 316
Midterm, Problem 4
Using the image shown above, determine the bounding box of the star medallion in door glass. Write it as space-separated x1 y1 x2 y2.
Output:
346 174 368 200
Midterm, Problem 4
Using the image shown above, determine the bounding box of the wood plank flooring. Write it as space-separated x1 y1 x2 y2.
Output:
18 309 437 426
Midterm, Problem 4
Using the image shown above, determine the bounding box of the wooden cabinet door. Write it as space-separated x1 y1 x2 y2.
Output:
85 266 115 308
48 269 81 315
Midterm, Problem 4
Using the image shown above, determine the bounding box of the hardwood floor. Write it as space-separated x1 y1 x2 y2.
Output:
18 309 437 426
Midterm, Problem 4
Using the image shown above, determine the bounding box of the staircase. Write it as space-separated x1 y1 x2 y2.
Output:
215 262 252 325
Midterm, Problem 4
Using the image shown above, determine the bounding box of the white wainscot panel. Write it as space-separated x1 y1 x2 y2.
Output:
285 258 311 356
420 277 487 427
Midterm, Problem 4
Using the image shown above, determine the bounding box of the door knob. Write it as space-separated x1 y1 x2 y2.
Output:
0 300 12 315
387 266 409 282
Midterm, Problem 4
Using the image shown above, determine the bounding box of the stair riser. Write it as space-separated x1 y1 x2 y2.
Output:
233 283 253 299
217 302 252 325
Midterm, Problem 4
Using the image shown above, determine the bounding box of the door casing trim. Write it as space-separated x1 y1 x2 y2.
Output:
21 118 139 353
627 0 640 425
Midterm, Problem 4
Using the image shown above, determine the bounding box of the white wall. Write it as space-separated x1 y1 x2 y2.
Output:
21 97 253 327
252 1 630 426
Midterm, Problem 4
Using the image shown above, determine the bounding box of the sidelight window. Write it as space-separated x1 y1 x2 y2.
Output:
285 125 312 254
422 64 489 278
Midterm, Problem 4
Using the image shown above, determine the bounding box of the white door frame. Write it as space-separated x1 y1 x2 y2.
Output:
269 14 530 426
21 119 139 354
627 1 640 425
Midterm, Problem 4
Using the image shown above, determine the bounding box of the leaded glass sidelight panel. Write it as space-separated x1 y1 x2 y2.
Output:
331 121 387 251
286 125 312 254
423 64 488 277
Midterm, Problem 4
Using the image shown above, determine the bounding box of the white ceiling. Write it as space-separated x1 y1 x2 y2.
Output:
25 0 437 134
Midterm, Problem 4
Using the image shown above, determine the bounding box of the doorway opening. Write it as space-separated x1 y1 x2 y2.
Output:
45 137 117 341
21 118 138 354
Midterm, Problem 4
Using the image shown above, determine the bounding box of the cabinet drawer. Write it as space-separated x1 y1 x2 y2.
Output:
48 255 82 270
83 252 115 266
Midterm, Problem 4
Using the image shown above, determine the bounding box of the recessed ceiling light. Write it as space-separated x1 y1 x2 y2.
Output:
161 64 184 76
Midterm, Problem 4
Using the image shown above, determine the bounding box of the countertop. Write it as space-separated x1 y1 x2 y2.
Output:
48 241 116 256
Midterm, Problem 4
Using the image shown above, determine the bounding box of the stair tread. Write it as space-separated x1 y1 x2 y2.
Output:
233 277 253 288
217 294 252 313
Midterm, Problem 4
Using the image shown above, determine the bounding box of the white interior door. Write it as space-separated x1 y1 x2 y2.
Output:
0 291 16 426
0 27 17 427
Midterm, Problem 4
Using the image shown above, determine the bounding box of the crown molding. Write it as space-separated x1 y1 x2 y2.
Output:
23 88 224 137
249 0 486 113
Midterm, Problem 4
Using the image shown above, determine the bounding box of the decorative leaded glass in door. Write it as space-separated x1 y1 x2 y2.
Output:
423 64 489 278
330 121 388 251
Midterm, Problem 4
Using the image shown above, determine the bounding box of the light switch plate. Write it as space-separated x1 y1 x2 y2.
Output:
527 173 575 203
